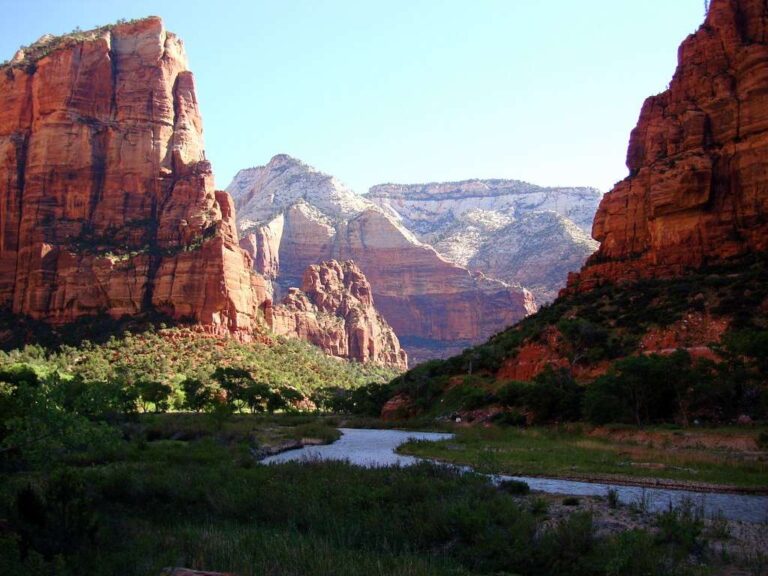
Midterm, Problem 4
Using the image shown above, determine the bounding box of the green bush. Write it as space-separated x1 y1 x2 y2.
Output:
181 377 217 413
497 381 531 407
136 379 173 413
492 410 527 427
526 367 583 423
498 479 530 495
655 500 704 554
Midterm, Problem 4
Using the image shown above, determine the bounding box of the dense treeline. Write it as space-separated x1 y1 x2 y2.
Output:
378 343 768 426
0 327 400 466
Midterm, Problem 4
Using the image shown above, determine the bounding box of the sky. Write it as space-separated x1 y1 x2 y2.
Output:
0 0 705 194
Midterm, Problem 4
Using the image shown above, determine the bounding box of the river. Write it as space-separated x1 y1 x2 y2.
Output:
261 428 768 523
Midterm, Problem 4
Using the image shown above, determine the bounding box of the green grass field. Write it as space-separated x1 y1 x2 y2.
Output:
398 425 768 490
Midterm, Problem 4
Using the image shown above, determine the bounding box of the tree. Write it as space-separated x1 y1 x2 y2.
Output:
584 354 683 426
181 377 215 413
136 380 173 413
212 367 255 411
54 375 138 422
0 366 119 467
242 381 271 414
525 367 582 423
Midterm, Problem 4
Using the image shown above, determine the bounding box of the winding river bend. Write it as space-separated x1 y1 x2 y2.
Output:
262 428 768 524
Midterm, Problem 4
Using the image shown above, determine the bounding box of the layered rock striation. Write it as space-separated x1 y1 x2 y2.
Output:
0 18 267 337
270 260 407 369
477 0 768 384
228 155 537 364
0 19 409 369
368 180 601 302
567 0 768 293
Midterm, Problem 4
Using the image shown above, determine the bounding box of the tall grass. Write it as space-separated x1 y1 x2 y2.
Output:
0 436 711 575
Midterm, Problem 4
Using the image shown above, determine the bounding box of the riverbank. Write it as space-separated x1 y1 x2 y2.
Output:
397 425 768 492
135 414 767 493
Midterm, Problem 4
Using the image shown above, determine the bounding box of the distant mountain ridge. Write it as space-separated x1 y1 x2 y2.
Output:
368 179 600 232
227 155 537 364
367 179 601 302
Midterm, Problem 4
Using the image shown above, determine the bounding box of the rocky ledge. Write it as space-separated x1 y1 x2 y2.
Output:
268 260 407 369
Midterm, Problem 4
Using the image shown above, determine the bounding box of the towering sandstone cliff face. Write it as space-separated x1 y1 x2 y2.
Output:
368 181 601 302
567 0 768 293
0 18 409 368
228 155 537 363
0 17 267 337
270 260 407 369
481 0 768 385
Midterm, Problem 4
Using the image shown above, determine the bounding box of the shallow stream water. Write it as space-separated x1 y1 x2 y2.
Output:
261 428 768 523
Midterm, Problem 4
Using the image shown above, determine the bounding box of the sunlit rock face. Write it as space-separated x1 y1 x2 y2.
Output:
567 0 768 293
270 260 408 369
0 17 267 337
228 155 536 364
367 180 601 303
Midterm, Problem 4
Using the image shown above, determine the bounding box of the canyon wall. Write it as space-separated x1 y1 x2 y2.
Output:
567 0 768 293
0 17 267 337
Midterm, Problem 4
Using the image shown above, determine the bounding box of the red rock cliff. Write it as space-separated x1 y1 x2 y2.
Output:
0 17 267 336
567 0 768 293
271 260 408 369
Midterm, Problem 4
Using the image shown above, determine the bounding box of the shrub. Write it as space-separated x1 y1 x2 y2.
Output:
459 386 495 411
498 479 530 495
601 530 660 576
655 500 704 553
492 410 527 427
526 367 583 423
497 381 530 407
11 470 100 559
607 488 619 509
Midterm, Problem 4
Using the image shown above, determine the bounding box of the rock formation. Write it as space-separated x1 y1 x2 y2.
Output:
228 155 537 364
382 0 768 418
0 17 268 338
567 0 768 293
467 212 598 303
368 181 601 302
270 260 407 369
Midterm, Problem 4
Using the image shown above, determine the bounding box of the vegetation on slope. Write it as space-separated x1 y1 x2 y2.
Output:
1 18 152 71
381 255 768 426
0 326 398 465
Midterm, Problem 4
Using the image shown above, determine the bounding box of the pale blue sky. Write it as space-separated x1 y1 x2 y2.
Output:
1 0 705 193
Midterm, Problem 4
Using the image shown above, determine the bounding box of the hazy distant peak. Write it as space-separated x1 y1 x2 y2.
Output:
227 155 372 230
368 179 602 202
